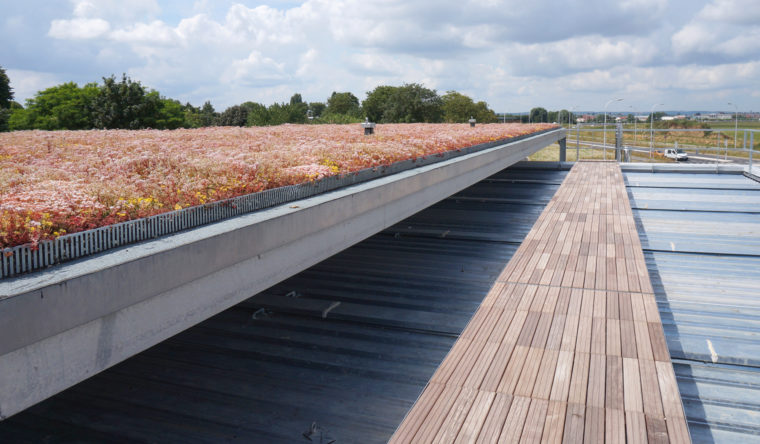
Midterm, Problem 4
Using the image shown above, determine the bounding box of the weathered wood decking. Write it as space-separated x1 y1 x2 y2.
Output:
390 162 690 443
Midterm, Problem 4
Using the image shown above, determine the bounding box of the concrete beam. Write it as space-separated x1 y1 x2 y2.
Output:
0 128 563 419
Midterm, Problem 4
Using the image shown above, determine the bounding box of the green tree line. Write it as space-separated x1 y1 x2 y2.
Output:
0 67 502 131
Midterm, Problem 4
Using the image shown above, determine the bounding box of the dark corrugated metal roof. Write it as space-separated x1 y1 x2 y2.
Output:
0 167 565 443
626 171 760 443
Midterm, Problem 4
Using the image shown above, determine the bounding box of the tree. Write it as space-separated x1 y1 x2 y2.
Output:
154 97 185 129
7 82 99 130
383 83 443 123
266 103 291 125
326 91 361 117
218 103 251 126
529 107 548 123
199 101 217 127
287 93 308 123
0 65 13 109
91 74 160 129
441 91 497 123
308 102 326 119
246 102 270 126
362 86 396 122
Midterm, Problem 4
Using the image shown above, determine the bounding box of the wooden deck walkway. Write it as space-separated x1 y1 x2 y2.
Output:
389 162 690 443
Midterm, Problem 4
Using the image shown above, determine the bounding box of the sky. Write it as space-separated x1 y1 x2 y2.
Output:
1 0 759 113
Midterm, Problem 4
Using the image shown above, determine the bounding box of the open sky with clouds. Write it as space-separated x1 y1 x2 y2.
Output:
2 0 759 113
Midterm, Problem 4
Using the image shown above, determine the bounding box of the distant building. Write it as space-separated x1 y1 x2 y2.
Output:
661 116 676 121
635 115 648 122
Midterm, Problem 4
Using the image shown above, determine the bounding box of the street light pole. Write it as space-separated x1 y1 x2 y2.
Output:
728 102 738 149
604 98 623 160
650 103 663 159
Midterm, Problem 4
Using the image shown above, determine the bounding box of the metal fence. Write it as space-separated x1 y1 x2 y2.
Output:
1 128 557 280
559 124 757 169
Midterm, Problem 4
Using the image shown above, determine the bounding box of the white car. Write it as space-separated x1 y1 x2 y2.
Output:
664 148 688 161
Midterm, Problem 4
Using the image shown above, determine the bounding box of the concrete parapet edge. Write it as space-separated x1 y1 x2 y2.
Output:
0 128 562 420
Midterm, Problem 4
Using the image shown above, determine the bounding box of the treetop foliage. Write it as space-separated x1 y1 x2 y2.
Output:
1 71 509 132
0 65 13 109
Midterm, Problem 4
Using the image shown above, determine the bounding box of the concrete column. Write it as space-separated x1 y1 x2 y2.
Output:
559 138 567 162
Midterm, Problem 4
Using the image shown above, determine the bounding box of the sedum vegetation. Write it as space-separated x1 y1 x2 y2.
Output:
0 123 554 248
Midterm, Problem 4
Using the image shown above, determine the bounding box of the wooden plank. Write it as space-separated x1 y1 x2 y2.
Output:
606 318 621 357
542 401 567 444
517 312 541 346
447 340 488 387
480 341 516 392
576 315 593 354
454 390 495 444
499 396 532 442
656 361 685 419
432 387 478 444
545 314 567 350
389 382 445 443
605 408 625 444
633 321 654 361
645 416 668 444
497 345 530 394
531 312 554 349
475 393 513 444
560 315 580 352
638 359 664 417
531 349 560 400
515 348 545 397
463 342 500 390
666 416 691 444
568 352 590 404
549 351 574 402
521 399 549 443
620 320 638 359
625 411 648 444
623 358 644 412
587 354 606 408
487 309 516 344
590 317 606 355
410 384 461 443
648 322 670 362
562 403 586 444
583 406 604 444
605 355 624 411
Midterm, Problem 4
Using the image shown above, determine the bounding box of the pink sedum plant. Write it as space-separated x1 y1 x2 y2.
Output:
0 123 554 248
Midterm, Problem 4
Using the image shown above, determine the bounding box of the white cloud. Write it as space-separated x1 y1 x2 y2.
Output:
48 18 110 39
109 20 179 45
68 0 161 23
13 0 756 111
5 70 62 103
222 51 288 86
697 0 760 25
672 0 760 61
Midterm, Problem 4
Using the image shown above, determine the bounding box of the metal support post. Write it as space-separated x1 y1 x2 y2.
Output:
750 132 754 172
576 124 580 161
559 138 567 162
615 123 623 161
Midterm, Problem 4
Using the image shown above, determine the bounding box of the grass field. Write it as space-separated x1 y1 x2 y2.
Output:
527 143 669 163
